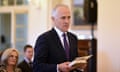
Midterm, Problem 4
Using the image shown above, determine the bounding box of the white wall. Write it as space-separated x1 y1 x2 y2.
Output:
98 0 120 72
28 0 50 46
28 0 64 46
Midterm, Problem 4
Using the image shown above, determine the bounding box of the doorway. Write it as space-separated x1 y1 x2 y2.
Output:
0 13 11 51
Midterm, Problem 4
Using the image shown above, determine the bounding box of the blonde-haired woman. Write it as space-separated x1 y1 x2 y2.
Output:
0 48 21 72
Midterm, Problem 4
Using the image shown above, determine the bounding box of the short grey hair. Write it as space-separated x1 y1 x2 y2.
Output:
1 48 19 65
51 4 69 17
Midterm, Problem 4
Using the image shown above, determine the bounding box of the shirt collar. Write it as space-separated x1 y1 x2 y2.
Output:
54 27 67 37
24 57 32 63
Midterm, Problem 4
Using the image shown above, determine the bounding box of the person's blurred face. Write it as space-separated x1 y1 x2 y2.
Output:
25 48 33 60
52 6 71 32
7 51 18 66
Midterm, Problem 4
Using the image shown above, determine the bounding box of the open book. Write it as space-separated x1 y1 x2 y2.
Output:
69 55 93 67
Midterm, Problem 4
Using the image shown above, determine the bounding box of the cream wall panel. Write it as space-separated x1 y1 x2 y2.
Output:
98 0 120 72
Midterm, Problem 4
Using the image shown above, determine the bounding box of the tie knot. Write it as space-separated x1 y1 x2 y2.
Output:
62 33 66 37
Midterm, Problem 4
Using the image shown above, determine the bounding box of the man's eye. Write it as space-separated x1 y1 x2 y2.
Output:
61 16 71 20
61 16 66 19
68 16 71 19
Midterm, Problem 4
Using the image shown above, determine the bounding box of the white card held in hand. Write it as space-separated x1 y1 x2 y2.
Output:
69 55 93 67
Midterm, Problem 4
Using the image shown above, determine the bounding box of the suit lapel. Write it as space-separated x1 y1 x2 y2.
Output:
67 32 75 61
23 60 31 70
51 29 66 58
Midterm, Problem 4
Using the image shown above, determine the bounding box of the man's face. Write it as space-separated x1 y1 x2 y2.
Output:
25 48 33 60
52 6 71 32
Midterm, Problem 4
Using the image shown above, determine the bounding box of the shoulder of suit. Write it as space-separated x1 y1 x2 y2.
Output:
68 32 77 38
37 29 55 39
18 60 26 66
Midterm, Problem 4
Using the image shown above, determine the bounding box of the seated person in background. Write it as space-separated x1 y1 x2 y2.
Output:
18 45 33 72
0 48 21 72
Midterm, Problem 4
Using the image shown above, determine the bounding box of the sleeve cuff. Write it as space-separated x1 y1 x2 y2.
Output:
57 64 60 72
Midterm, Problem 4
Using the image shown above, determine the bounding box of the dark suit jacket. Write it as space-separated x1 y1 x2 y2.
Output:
33 28 79 72
18 60 33 72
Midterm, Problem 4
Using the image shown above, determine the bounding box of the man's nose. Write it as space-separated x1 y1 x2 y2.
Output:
65 18 69 23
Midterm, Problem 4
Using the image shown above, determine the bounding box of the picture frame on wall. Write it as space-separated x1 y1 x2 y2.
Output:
71 0 97 30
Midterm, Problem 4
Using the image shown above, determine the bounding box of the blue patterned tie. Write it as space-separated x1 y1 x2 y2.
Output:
63 33 70 60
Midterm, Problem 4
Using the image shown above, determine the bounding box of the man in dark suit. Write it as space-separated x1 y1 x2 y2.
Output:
18 45 33 72
33 4 86 72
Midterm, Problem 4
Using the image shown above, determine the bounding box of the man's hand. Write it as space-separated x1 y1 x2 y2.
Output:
58 62 71 72
70 63 87 71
